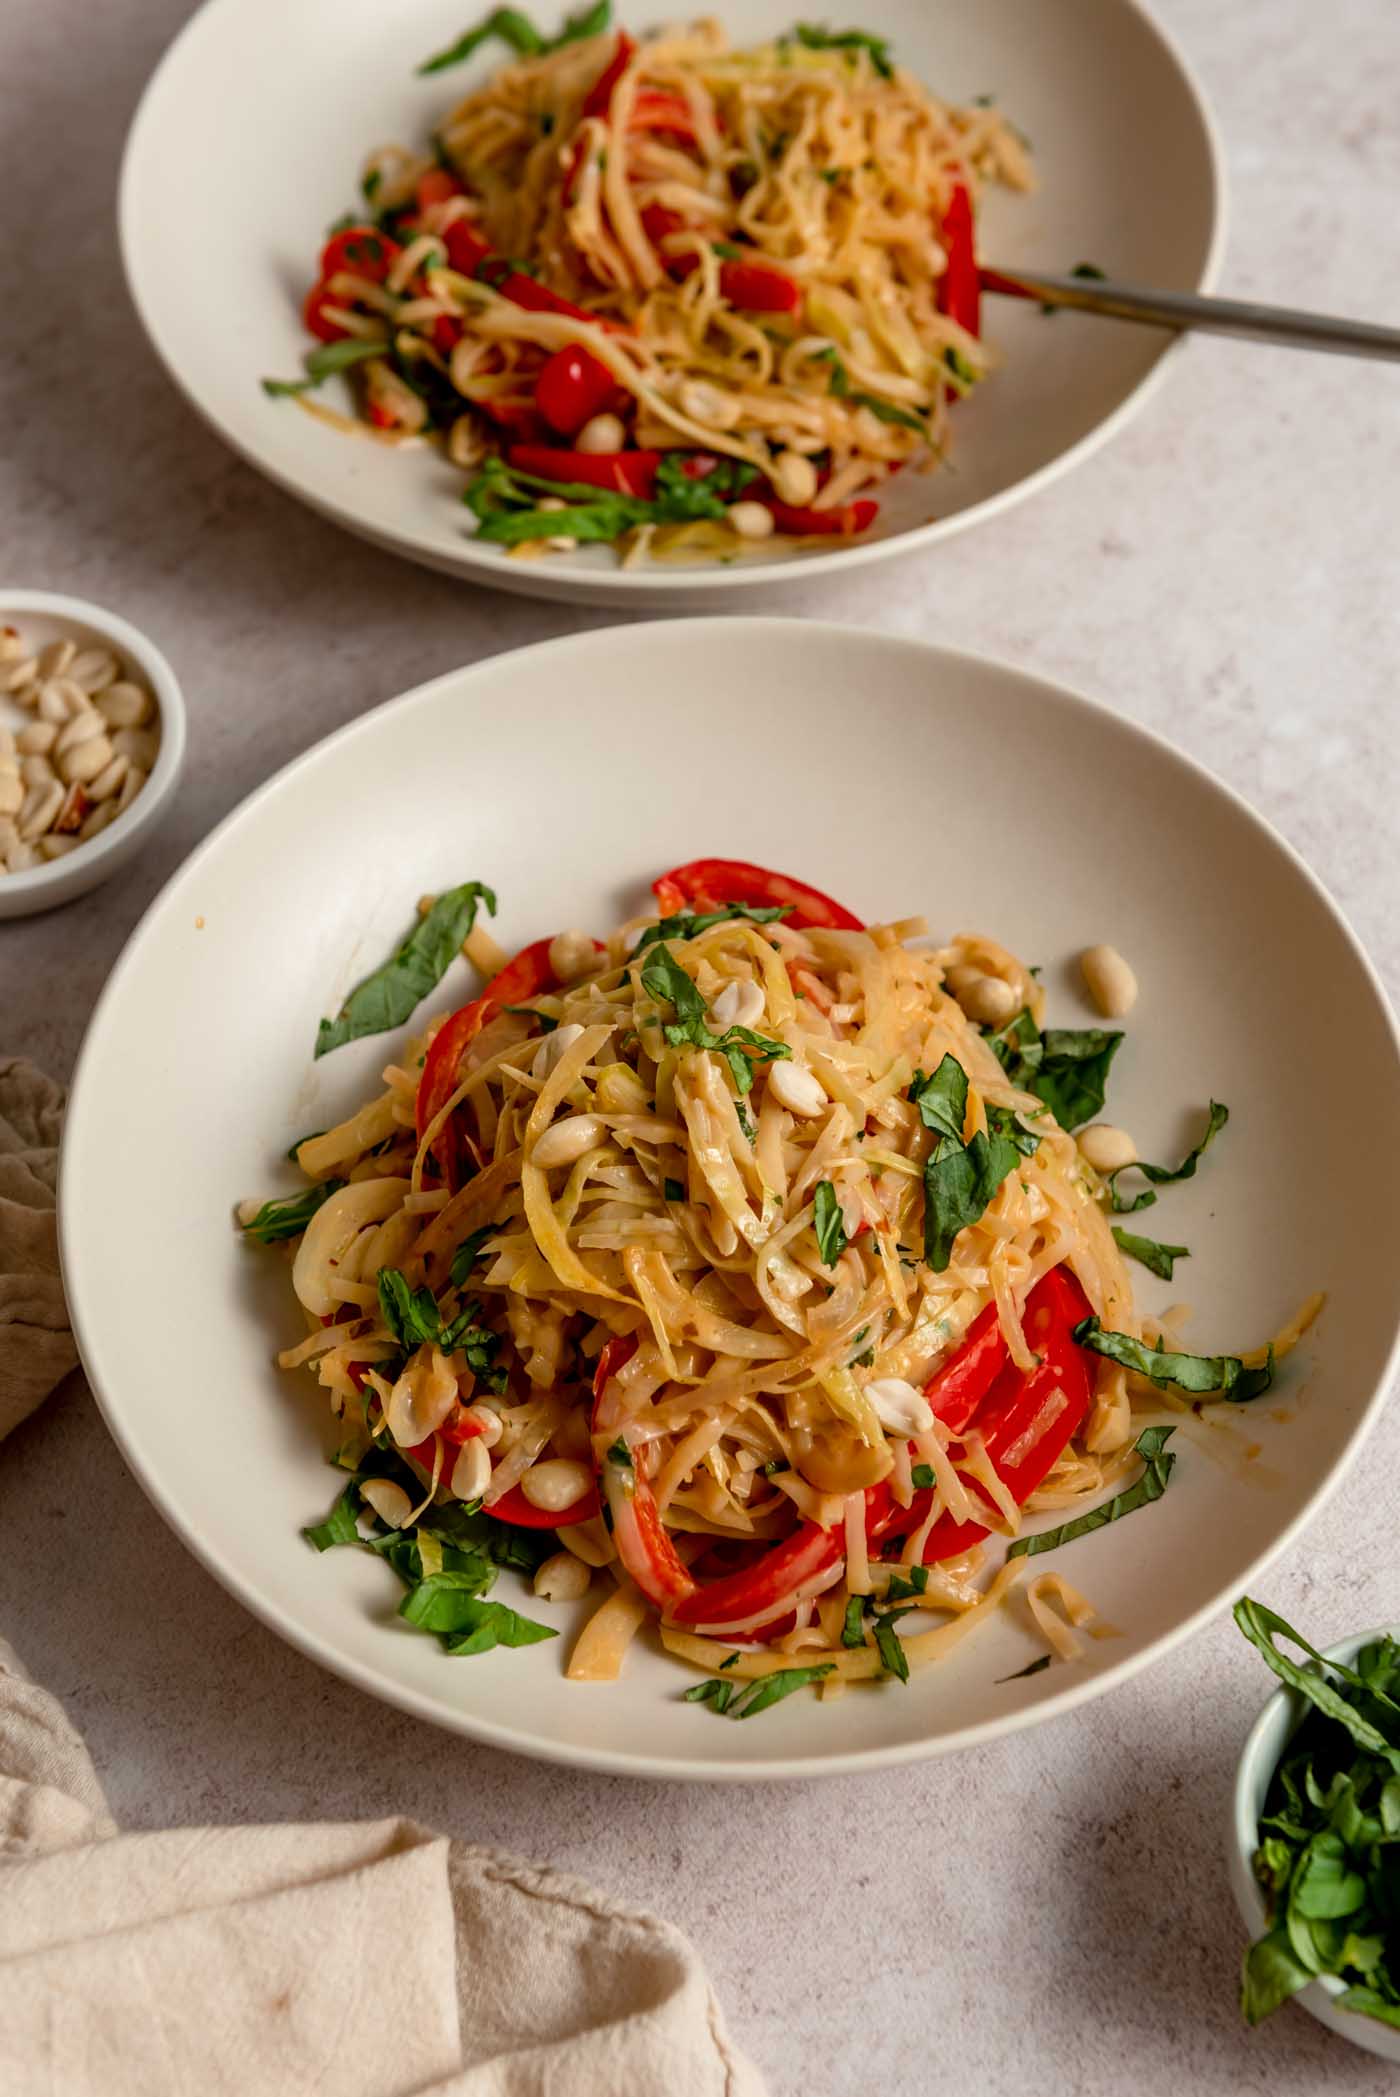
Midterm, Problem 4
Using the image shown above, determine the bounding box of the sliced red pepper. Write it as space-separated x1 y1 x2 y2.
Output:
415 167 463 213
302 281 350 343
366 400 398 431
489 1480 600 1527
444 218 493 276
764 496 879 538
719 259 802 315
415 933 602 1187
320 226 401 285
923 1301 1005 1434
627 88 698 142
535 344 623 436
650 858 864 931
937 180 980 339
640 203 701 277
491 271 602 325
476 397 547 439
432 314 465 355
592 1332 640 1418
581 30 635 118
507 444 660 498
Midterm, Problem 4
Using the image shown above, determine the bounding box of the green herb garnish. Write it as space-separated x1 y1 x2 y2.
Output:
464 452 757 547
815 346 928 434
791 22 894 77
417 0 609 75
1073 1317 1274 1402
1111 1227 1190 1281
1105 1102 1229 1214
261 337 385 399
912 1055 1023 1272
450 1225 497 1288
685 1662 837 1718
1007 1426 1176 1558
240 1178 346 1243
315 880 496 1056
986 1010 1124 1132
813 1180 848 1267
663 1177 685 1202
910 1463 935 1490
996 1654 1052 1683
638 945 790 1096
632 902 789 953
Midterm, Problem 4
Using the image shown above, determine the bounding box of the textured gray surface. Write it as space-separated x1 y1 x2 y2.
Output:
2 0 1400 2090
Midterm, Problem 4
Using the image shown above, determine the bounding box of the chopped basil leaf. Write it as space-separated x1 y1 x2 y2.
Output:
813 1180 848 1267
1073 1317 1275 1401
873 1616 909 1684
606 1437 632 1469
910 1463 935 1490
464 451 756 546
683 1676 738 1711
450 1224 497 1287
884 1565 929 1603
987 1103 1041 1157
241 1178 346 1243
261 336 385 399
734 1099 757 1144
815 346 927 434
921 1071 1023 1271
285 1129 326 1161
732 1664 835 1717
942 346 980 395
842 1595 867 1647
987 1010 1124 1131
377 1267 443 1350
1111 1226 1190 1280
1106 1102 1229 1214
909 1055 967 1143
1007 1426 1176 1559
417 0 608 75
303 1481 361 1551
792 22 894 78
315 880 497 1056
996 1654 1052 1683
400 1572 556 1652
639 945 789 1096
503 1003 558 1031
712 241 745 260
632 902 789 952
719 1649 742 1670
663 1177 685 1202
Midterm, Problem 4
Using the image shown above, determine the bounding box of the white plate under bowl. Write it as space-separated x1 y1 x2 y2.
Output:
60 622 1400 1779
119 0 1223 608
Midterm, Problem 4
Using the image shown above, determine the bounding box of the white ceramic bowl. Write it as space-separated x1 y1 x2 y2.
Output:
0 590 187 920
119 0 1224 608
59 621 1400 1779
1229 1625 1400 2063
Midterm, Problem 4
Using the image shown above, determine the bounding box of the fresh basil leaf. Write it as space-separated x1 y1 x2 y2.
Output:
841 1595 867 1647
315 881 496 1056
987 1103 1041 1157
464 451 755 546
792 22 894 78
285 1129 326 1161
885 1566 929 1603
418 1 605 74
734 1100 757 1145
988 1011 1123 1131
378 1267 442 1350
261 337 384 398
683 1676 738 1711
639 944 707 1023
910 1463 935 1490
241 1178 346 1243
719 1649 742 1669
923 1123 1022 1272
633 902 789 952
640 945 789 1094
996 1654 1052 1683
1336 1987 1400 2030
663 1177 685 1202
731 1663 835 1718
1291 1830 1367 1920
400 1568 553 1643
1234 1600 1400 1772
450 1225 497 1287
1111 1227 1190 1280
813 1180 848 1267
1074 1317 1274 1401
424 1502 554 1573
1106 1102 1229 1215
909 1056 967 1143
1007 1426 1176 1559
303 1481 361 1551
873 1617 909 1684
606 1437 632 1470
1241 1928 1316 2025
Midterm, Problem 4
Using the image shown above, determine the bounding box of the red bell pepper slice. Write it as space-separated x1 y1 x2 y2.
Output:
719 259 802 315
764 496 879 538
320 226 401 284
507 444 660 498
415 932 602 1187
581 31 635 118
937 180 980 339
650 858 864 931
923 1301 1006 1434
444 218 493 276
432 314 465 355
592 1332 640 1419
627 88 698 142
535 344 623 436
302 282 350 343
489 1480 600 1527
415 167 463 213
640 203 700 277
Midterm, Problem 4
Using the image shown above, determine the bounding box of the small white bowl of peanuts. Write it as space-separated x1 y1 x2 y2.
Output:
0 590 186 918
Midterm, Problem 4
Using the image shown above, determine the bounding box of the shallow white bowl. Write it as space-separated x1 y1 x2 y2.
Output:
119 0 1223 607
60 621 1400 1779
1229 1625 1400 2063
0 590 187 920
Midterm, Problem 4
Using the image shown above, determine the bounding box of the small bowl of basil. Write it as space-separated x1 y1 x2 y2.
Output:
1229 1599 1400 2061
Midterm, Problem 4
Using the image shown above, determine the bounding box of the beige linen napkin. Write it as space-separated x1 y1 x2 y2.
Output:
0 1059 765 2097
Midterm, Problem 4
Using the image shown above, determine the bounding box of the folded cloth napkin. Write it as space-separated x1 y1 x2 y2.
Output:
0 1059 765 2096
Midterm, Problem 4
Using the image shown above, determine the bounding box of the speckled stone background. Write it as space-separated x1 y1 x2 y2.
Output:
3 1 1399 2090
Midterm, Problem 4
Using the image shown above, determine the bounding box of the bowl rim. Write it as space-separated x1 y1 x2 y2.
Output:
1229 1620 1400 2010
59 617 1400 1780
116 0 1229 598
0 587 187 897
